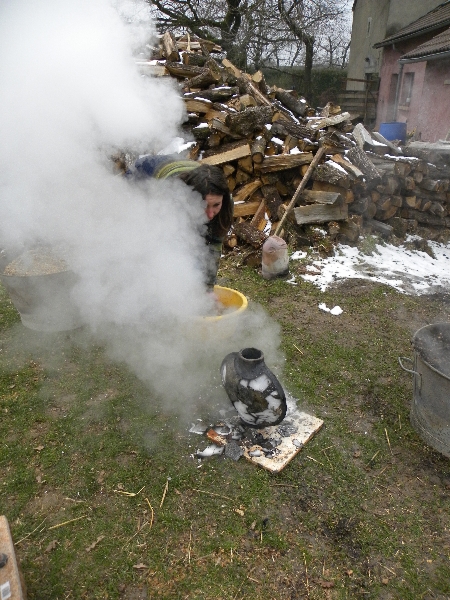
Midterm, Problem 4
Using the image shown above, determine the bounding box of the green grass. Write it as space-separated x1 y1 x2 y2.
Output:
1 266 450 599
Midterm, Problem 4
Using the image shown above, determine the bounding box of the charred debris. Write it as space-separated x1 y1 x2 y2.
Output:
130 32 450 264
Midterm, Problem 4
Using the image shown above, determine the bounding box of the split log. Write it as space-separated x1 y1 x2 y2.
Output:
313 161 352 189
234 222 267 247
402 176 416 191
200 142 251 165
371 131 401 155
192 123 211 140
420 178 449 193
259 152 313 173
312 181 354 203
184 98 212 113
330 154 364 180
338 216 361 242
250 199 267 228
238 156 254 175
236 75 272 107
165 62 205 78
273 87 308 117
185 68 221 89
400 209 449 227
349 196 369 215
299 190 343 205
251 136 267 164
365 218 394 237
240 94 258 108
262 185 283 219
232 180 262 203
307 112 351 131
252 70 268 93
162 31 180 62
233 201 262 217
352 122 376 150
225 105 273 137
403 196 418 209
429 202 447 218
293 202 348 225
347 146 381 181
184 86 239 102
222 58 242 79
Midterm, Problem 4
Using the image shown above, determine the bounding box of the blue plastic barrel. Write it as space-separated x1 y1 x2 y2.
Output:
379 122 407 144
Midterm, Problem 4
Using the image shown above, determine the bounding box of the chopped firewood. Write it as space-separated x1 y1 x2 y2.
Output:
312 181 354 204
250 199 267 228
221 57 242 79
293 200 348 225
262 185 283 219
234 222 267 247
330 154 364 180
225 105 273 137
135 32 450 256
183 98 212 113
307 112 351 131
365 218 394 237
338 216 361 242
347 146 381 180
162 31 180 62
259 152 313 173
252 70 268 93
165 62 205 78
233 180 262 203
200 143 251 166
233 201 262 217
313 161 352 189
251 136 267 164
237 155 254 175
300 190 343 205
273 87 308 117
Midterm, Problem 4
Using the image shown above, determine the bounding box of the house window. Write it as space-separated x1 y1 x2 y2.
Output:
400 72 414 106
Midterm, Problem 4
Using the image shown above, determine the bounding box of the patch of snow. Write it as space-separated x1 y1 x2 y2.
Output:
319 303 343 315
291 236 450 295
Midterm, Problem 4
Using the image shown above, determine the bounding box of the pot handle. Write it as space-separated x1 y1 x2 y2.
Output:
398 357 422 390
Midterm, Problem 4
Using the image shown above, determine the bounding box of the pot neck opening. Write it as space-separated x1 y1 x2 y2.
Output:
240 347 264 362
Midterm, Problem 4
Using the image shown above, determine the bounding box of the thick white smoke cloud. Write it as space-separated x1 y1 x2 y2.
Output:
0 0 284 416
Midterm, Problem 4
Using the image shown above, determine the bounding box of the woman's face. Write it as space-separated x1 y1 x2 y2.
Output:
204 193 223 221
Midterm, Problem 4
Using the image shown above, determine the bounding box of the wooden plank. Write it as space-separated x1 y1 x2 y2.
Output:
200 143 251 166
293 202 348 225
242 408 324 474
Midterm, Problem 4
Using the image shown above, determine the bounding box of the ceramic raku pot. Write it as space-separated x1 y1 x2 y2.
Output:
221 347 287 428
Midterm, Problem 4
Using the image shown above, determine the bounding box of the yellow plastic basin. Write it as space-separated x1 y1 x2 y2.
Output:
202 285 248 322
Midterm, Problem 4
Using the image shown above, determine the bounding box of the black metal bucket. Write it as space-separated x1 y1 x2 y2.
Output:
399 322 450 458
0 270 83 332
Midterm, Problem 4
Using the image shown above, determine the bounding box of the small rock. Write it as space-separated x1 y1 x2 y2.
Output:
224 440 243 461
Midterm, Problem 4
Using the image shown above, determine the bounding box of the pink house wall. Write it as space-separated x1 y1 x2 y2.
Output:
375 33 450 141
416 59 450 141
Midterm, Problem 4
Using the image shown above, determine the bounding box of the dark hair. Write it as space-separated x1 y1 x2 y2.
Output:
178 165 233 240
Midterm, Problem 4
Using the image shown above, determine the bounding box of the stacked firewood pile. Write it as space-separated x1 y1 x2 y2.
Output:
138 32 450 252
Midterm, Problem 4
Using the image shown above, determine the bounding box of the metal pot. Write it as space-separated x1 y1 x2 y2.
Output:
0 270 82 332
399 322 450 458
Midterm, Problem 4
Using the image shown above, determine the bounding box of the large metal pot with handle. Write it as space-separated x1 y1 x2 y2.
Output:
399 322 450 458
